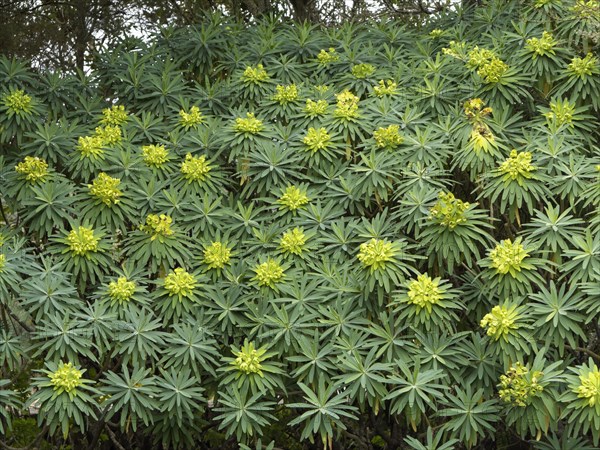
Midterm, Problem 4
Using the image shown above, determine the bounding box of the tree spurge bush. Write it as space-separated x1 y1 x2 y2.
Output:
0 1 599 449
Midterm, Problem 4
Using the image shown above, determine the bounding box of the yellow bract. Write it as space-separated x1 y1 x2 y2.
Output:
407 274 442 314
568 53 598 78
0 254 5 273
279 227 307 255
3 89 32 113
203 241 232 269
499 150 536 180
142 144 169 168
278 185 309 211
373 124 403 149
253 259 284 288
66 226 99 256
140 214 174 240
373 80 397 97
490 238 529 276
94 125 122 146
179 106 204 128
334 90 359 119
49 362 83 395
101 105 128 126
15 156 49 183
180 153 212 183
242 64 269 83
499 362 544 407
164 268 197 299
88 172 122 206
77 136 104 159
525 31 556 56
351 63 375 79
232 341 267 375
273 84 299 104
357 238 395 271
304 99 328 116
575 365 600 407
234 113 264 134
317 48 339 64
428 192 470 229
480 305 520 341
107 277 136 303
303 127 331 153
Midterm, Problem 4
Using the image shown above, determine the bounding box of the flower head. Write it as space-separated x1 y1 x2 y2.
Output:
253 258 285 288
277 185 309 211
303 127 331 153
234 113 264 134
499 362 544 407
357 238 396 272
242 64 270 84
304 99 328 117
428 192 470 228
142 144 169 168
470 125 495 153
373 125 403 149
430 29 443 38
179 106 204 128
77 136 104 159
94 125 122 146
88 172 122 206
499 150 536 180
203 241 232 270
273 84 299 105
180 153 212 183
15 156 49 183
49 362 83 396
467 46 496 70
232 340 268 375
317 48 339 64
140 214 174 241
164 268 197 300
373 79 398 97
334 90 360 120
480 304 521 341
279 227 307 256
464 98 493 122
574 364 600 407
0 254 6 273
543 98 576 126
477 57 509 83
442 40 467 59
407 274 442 314
351 63 376 79
3 89 32 114
489 238 530 276
107 277 136 304
568 53 599 78
101 105 128 126
525 31 557 56
66 226 99 256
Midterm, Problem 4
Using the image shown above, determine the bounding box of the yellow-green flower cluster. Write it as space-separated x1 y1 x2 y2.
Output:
373 80 398 97
430 29 443 38
279 227 307 255
334 90 359 120
534 0 554 7
499 362 544 407
317 48 339 64
357 238 395 271
499 150 536 180
568 53 599 78
77 136 104 159
3 89 32 114
490 238 529 276
572 0 600 18
242 64 269 83
464 98 493 122
303 127 331 153
107 277 136 303
273 84 299 104
253 258 285 288
543 99 575 126
351 63 376 79
478 57 509 83
442 40 467 59
181 153 212 183
234 113 264 134
428 192 470 229
140 214 174 240
278 185 309 211
94 125 122 146
480 305 520 341
66 226 99 256
407 274 442 313
142 144 169 168
0 254 5 273
304 99 328 116
470 125 495 153
232 341 266 375
574 364 600 407
203 241 232 269
101 105 128 126
373 124 403 149
313 85 330 94
50 362 83 395
179 106 204 128
15 156 49 183
467 46 497 70
525 31 557 56
88 172 122 206
164 268 197 299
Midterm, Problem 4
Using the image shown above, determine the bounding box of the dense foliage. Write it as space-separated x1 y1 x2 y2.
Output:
1 1 600 448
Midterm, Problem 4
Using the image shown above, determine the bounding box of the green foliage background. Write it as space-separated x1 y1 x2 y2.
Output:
0 0 599 449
